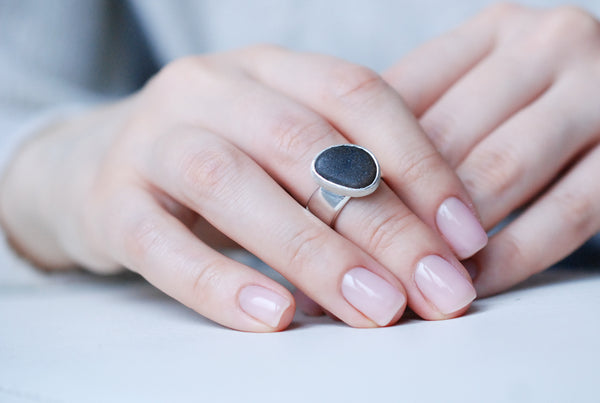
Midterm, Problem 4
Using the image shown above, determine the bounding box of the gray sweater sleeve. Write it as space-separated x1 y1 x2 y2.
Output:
0 0 157 175
0 0 158 271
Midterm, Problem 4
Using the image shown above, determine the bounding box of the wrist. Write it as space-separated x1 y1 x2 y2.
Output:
0 126 75 269
0 102 130 271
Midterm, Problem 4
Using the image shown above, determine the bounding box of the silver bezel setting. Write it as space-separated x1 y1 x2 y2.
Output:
310 144 381 198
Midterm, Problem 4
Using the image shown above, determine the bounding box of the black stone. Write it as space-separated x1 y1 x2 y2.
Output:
314 145 377 189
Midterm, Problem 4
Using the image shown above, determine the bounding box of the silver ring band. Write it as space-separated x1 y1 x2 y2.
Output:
306 188 351 226
306 144 381 226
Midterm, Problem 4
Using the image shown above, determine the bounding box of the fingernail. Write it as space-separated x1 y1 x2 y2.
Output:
436 197 488 259
342 267 406 326
415 255 476 315
239 285 290 328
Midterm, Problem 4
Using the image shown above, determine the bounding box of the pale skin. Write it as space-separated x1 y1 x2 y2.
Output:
384 3 600 296
1 4 599 332
0 48 482 332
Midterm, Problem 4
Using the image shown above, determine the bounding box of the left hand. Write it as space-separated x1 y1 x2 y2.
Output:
384 3 600 296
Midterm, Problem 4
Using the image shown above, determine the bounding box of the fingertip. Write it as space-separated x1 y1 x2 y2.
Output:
413 255 477 318
417 290 476 321
340 267 408 327
436 197 488 260
275 298 296 331
434 303 474 320
238 285 295 331
381 303 407 327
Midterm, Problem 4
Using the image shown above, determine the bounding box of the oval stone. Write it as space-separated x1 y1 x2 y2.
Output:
314 145 377 189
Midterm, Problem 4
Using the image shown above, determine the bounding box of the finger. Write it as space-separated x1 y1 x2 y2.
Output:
143 128 408 327
337 181 478 319
191 215 239 249
100 188 295 332
236 46 487 259
382 2 523 115
293 289 324 317
457 68 600 228
419 34 557 167
468 143 600 297
152 191 239 249
184 75 477 318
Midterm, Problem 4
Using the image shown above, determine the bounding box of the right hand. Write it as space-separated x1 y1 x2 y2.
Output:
0 46 486 331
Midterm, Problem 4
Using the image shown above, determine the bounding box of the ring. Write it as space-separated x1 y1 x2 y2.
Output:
306 144 381 226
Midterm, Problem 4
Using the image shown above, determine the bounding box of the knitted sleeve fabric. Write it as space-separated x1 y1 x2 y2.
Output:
0 0 157 276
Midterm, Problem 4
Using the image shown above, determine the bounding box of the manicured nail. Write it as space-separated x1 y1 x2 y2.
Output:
239 285 290 328
415 255 476 315
436 197 488 259
342 267 406 326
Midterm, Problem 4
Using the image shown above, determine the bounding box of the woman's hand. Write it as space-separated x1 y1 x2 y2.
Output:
384 3 600 296
0 46 488 331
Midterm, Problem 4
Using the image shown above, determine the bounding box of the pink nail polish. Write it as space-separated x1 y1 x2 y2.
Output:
342 267 406 326
239 285 290 328
415 255 476 315
436 197 488 259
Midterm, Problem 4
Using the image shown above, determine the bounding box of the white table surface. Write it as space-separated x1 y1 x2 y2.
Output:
1 249 599 403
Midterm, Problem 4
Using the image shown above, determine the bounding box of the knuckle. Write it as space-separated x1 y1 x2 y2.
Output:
285 226 328 272
420 111 458 158
327 63 386 105
190 259 224 307
270 114 334 164
121 215 164 263
155 57 201 86
152 56 220 94
245 43 287 56
364 209 420 256
399 147 447 186
485 2 522 19
498 232 532 274
541 6 600 43
461 145 523 201
550 190 597 238
179 142 239 202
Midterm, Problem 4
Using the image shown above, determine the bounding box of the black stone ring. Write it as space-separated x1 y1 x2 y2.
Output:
306 144 381 226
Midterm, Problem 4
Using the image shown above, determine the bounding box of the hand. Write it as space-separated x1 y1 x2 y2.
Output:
0 46 487 331
384 4 600 296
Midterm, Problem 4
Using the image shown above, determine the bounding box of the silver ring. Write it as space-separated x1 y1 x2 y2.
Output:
306 144 381 226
